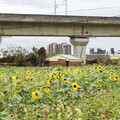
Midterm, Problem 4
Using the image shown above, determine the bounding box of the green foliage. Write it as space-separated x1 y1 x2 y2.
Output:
0 46 47 66
37 47 46 66
87 58 118 65
26 52 38 66
0 65 120 119
14 52 26 66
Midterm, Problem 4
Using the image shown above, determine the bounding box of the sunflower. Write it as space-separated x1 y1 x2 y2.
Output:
72 82 79 90
50 75 53 79
16 72 19 75
13 82 18 87
89 67 92 70
114 75 119 81
68 67 71 72
96 72 99 74
47 80 53 84
1 74 5 78
55 75 59 80
26 76 30 80
32 91 40 99
42 82 44 85
80 69 83 72
44 87 50 93
74 69 78 73
95 82 99 85
55 71 58 75
13 76 17 81
97 66 102 70
62 78 69 83
27 70 31 75
110 72 114 76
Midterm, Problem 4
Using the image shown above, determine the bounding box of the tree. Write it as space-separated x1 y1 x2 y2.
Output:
32 46 38 54
14 52 26 66
7 45 28 55
38 47 46 66
26 52 38 66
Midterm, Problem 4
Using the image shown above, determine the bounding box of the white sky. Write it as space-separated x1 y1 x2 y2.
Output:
0 0 120 53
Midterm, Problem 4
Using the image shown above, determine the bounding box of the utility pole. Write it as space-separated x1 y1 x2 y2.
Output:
54 0 67 15
54 0 57 15
65 0 67 15
0 36 2 45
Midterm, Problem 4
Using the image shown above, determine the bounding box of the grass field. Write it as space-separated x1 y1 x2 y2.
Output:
0 65 120 120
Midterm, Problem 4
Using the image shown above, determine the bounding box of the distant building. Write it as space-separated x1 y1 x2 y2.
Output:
65 44 71 54
117 50 120 54
0 48 13 57
89 48 106 54
87 54 110 62
110 48 115 54
47 43 58 55
0 52 3 58
47 54 82 66
89 48 94 54
47 43 71 55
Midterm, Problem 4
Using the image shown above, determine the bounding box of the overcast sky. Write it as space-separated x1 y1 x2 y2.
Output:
0 0 120 53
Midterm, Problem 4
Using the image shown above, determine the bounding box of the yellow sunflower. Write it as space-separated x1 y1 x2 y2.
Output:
110 72 114 76
68 67 71 72
42 82 44 85
13 82 18 87
1 74 5 78
95 82 99 85
32 91 40 99
13 76 17 81
89 67 92 70
16 72 19 75
55 71 58 75
47 80 53 84
72 82 79 90
62 78 69 83
97 66 102 70
114 75 119 81
27 70 31 75
50 75 53 79
96 72 99 74
44 87 50 93
26 76 30 80
80 69 83 72
74 69 78 73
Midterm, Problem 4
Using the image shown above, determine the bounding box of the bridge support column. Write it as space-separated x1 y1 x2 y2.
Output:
70 37 89 64
0 36 2 45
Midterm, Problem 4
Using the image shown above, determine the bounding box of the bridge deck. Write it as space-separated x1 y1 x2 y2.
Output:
0 13 120 24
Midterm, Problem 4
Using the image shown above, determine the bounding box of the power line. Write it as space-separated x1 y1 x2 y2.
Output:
54 0 67 15
48 5 120 14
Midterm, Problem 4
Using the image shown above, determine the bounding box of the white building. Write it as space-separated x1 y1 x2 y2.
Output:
0 52 3 58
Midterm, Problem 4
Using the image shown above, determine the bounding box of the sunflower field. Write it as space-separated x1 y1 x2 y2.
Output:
0 65 120 120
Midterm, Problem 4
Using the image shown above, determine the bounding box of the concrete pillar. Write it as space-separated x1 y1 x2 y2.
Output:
0 36 2 45
70 37 89 64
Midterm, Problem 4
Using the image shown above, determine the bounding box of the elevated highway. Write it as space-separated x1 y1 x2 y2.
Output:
0 13 120 37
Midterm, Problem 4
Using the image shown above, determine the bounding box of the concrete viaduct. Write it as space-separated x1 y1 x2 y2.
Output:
0 13 120 64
